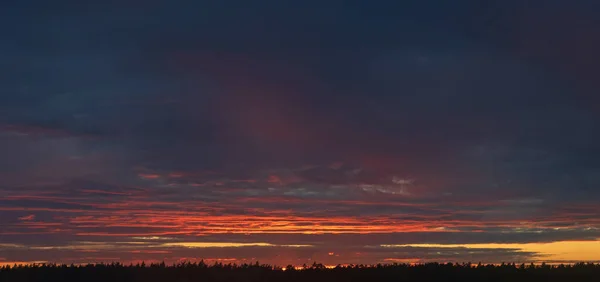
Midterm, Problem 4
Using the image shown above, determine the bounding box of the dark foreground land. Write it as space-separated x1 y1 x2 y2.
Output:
2 262 600 282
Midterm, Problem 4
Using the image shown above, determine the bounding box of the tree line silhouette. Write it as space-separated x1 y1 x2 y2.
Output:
1 261 599 281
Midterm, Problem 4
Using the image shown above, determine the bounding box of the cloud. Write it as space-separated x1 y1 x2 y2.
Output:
160 242 313 248
138 173 161 180
18 215 35 221
392 177 414 185
359 184 411 196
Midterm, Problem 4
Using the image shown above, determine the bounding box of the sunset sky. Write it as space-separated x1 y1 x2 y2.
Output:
1 1 600 266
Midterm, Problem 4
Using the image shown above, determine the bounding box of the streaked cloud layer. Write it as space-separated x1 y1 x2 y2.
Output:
1 1 599 265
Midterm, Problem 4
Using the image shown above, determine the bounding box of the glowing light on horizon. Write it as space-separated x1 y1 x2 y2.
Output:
381 240 600 262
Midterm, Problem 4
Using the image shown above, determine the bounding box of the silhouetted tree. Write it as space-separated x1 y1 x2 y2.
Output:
1 261 599 282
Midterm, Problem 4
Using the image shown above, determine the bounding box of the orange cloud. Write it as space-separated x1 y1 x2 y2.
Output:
138 173 161 179
18 214 36 221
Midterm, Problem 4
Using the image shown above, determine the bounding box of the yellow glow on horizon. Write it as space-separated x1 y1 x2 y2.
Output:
382 240 600 261
0 261 47 267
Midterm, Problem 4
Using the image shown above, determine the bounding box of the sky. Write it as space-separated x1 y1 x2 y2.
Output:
1 0 600 266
